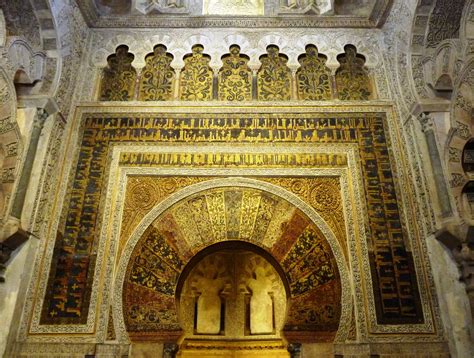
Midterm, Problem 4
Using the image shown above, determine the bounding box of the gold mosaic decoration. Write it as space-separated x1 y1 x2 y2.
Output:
296 45 332 100
119 176 209 258
138 45 175 101
99 45 137 101
179 45 213 101
123 186 342 338
335 45 372 100
257 45 292 101
218 45 252 101
262 177 348 259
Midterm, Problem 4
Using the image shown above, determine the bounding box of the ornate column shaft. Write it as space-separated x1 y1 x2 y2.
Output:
10 108 48 219
418 112 452 217
290 66 298 100
249 65 259 100
212 66 220 100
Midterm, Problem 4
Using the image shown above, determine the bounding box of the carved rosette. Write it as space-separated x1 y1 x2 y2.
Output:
179 45 213 101
335 45 371 100
99 45 137 101
296 45 332 100
218 45 252 101
257 45 292 101
138 45 175 101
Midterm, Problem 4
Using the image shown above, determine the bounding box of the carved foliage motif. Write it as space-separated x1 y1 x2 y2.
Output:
218 45 252 101
179 45 213 101
257 45 291 101
296 45 332 100
99 45 137 101
138 45 175 101
335 45 371 100
0 77 10 105
426 0 465 48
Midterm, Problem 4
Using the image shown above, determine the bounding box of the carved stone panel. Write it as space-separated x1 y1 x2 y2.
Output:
296 45 332 100
135 0 189 15
138 45 175 101
257 45 292 101
335 45 371 100
99 45 137 101
218 45 252 101
278 0 334 15
179 45 213 101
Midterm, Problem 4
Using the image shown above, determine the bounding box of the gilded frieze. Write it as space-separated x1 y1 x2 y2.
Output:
138 45 175 101
257 45 292 101
179 45 213 101
218 45 252 101
296 45 332 100
335 45 372 100
99 45 137 101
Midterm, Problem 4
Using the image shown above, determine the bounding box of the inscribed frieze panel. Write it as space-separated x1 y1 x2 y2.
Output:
41 111 423 328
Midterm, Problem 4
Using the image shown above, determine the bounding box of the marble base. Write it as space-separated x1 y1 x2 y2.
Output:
177 339 290 358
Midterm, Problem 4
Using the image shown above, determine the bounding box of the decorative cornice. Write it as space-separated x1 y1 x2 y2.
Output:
88 15 378 29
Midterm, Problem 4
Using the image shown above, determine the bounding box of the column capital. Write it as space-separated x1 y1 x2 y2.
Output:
248 63 260 74
33 107 49 130
418 112 435 133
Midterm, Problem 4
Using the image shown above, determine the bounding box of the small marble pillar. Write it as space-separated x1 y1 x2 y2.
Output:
249 64 260 100
212 66 220 100
290 66 298 100
173 67 182 100
10 108 48 220
418 112 452 217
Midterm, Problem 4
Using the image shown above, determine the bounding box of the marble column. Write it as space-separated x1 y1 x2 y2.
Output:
10 108 48 220
418 112 452 217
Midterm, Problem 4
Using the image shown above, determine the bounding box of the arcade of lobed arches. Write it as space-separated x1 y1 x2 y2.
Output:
99 43 373 102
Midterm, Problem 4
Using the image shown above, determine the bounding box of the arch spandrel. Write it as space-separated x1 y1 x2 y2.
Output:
117 179 349 344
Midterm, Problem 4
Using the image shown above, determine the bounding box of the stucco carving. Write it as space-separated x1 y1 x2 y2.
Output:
135 0 189 14
0 68 20 222
278 0 334 15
